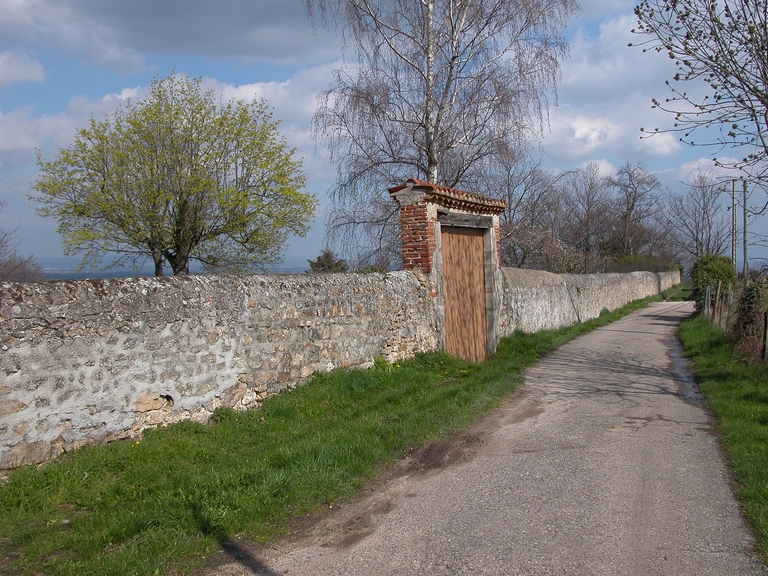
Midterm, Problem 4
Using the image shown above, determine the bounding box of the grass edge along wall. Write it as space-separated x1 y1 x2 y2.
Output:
0 268 679 470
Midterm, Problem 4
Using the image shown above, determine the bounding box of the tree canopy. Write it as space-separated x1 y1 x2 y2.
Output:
305 0 577 268
33 74 315 276
633 0 768 182
306 248 349 272
662 173 730 268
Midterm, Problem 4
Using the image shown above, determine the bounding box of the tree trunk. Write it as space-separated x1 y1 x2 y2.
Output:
424 0 438 184
164 251 189 275
152 251 164 277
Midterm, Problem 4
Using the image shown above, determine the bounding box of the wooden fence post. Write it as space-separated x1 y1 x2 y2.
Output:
704 285 711 319
715 281 722 327
763 310 768 363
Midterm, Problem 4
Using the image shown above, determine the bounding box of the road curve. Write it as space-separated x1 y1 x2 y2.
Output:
207 301 768 576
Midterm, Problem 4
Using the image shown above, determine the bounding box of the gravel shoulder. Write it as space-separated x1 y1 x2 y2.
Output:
202 301 768 576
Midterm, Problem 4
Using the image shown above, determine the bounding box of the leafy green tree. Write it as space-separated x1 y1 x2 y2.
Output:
33 74 315 276
306 248 349 273
690 253 737 311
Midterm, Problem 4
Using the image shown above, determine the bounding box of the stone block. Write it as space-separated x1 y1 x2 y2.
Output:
134 393 166 412
0 400 26 416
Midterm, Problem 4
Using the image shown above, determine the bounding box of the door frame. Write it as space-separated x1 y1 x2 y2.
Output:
435 210 500 360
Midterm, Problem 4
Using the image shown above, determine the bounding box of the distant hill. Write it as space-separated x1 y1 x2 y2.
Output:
37 257 306 281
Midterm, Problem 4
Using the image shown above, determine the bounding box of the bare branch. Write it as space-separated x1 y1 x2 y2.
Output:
306 0 577 263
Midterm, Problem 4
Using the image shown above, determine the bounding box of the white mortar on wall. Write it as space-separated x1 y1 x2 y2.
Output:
0 268 679 469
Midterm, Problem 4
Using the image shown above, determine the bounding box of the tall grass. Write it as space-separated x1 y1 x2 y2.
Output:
678 314 768 560
0 290 673 575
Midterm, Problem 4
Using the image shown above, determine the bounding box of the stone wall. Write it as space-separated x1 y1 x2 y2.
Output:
0 268 679 469
498 269 680 335
0 272 439 469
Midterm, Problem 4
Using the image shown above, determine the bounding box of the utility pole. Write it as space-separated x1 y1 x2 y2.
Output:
743 179 748 280
732 179 737 272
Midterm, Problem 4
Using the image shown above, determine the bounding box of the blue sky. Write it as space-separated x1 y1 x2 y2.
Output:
0 0 761 274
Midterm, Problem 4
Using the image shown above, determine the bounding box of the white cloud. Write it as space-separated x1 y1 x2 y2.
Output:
0 95 127 172
0 50 45 86
543 96 683 165
102 86 143 102
545 106 621 160
635 131 681 156
0 0 340 73
0 65 337 259
578 158 618 177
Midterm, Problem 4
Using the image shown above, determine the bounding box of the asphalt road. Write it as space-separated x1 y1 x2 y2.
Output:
206 301 768 575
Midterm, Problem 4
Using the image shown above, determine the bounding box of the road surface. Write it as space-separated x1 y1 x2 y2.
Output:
204 301 767 575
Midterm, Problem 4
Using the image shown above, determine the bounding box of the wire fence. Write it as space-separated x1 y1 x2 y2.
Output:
705 280 768 363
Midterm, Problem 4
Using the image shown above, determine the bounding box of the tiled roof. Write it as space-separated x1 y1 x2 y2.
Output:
388 178 507 215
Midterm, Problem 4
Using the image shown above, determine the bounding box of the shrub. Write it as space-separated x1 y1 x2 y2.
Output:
307 248 349 273
732 280 767 362
690 254 737 311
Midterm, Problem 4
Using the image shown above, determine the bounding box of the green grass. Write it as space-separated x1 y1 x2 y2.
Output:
0 290 674 575
678 314 768 561
664 283 692 301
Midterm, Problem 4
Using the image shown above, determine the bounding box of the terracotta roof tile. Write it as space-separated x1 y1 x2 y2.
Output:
388 178 506 215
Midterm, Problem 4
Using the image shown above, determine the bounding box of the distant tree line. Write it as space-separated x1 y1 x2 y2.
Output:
485 157 730 275
303 0 762 274
0 202 44 282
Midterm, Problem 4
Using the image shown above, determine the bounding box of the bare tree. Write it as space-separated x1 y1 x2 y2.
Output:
483 153 553 265
305 0 578 265
663 173 730 268
632 0 768 183
560 162 612 273
0 203 44 282
324 193 403 270
477 151 572 269
605 162 666 260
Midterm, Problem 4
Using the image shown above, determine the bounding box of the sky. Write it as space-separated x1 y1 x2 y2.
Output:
0 0 763 275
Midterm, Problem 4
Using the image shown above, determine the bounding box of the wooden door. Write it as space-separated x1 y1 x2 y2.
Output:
442 226 487 362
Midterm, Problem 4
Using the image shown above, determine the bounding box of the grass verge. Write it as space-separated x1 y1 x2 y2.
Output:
678 314 768 561
665 283 692 301
0 289 676 575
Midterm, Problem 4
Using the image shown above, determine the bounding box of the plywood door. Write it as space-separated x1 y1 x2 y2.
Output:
442 226 487 363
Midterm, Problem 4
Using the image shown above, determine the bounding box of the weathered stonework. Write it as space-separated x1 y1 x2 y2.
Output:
498 268 680 335
0 267 679 470
0 272 440 469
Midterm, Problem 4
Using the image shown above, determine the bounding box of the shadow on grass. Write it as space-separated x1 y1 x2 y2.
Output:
192 504 282 576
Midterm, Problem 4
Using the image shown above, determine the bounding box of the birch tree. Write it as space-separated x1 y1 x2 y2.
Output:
306 0 577 266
